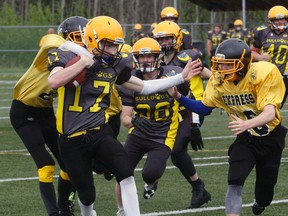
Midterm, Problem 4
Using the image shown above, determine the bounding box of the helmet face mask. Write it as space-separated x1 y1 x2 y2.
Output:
58 16 89 46
233 19 243 32
157 36 175 53
98 39 124 65
83 16 125 66
211 39 252 83
153 21 183 53
132 38 162 73
268 5 288 30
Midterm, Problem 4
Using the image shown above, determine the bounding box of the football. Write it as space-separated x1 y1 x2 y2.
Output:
65 55 87 88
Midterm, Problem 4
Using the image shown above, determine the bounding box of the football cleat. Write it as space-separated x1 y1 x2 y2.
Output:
252 202 265 215
143 182 158 199
188 180 211 208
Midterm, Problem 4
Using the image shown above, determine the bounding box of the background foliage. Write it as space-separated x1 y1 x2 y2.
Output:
0 0 267 70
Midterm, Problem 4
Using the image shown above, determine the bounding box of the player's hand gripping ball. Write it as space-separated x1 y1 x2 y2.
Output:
65 56 87 88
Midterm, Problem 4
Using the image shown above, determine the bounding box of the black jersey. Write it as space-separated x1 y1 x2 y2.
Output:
253 26 288 75
163 49 201 67
48 49 132 135
207 30 227 53
162 49 204 100
227 28 252 45
118 65 185 149
181 29 193 50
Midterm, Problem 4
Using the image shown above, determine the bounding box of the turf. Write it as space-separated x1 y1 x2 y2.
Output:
1 78 288 216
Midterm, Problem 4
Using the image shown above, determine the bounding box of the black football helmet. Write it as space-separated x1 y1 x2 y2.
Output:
211 38 252 82
57 16 88 46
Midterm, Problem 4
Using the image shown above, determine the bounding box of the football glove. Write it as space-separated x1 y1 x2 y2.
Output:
87 57 101 78
131 116 153 134
190 126 204 151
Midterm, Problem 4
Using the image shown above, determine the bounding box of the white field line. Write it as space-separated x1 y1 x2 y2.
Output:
141 199 288 216
1 156 288 183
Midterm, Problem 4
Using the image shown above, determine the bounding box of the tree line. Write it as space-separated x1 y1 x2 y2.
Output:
0 0 268 69
0 0 267 27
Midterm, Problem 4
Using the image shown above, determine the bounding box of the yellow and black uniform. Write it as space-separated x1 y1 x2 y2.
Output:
10 34 73 215
47 47 135 205
204 61 284 134
227 27 252 45
166 49 205 100
118 65 187 193
106 53 133 137
252 26 288 105
202 62 285 205
130 31 146 46
161 49 211 208
181 29 193 50
207 29 227 58
178 39 286 213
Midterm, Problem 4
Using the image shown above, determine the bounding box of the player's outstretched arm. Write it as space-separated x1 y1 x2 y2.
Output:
122 59 202 95
168 86 213 115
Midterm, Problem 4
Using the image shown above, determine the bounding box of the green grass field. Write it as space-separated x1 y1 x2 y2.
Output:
1 76 288 216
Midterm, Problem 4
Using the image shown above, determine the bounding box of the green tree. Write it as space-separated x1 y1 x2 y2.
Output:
28 2 52 25
0 3 21 25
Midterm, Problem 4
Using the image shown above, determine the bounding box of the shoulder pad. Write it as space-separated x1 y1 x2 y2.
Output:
121 52 130 58
256 26 268 31
177 51 190 62
208 30 213 34
117 53 133 70
181 29 190 35
221 30 227 34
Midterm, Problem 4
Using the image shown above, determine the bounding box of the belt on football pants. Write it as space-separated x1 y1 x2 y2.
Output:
66 126 101 138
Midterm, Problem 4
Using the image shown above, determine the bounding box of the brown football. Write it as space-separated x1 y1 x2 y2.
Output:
65 55 87 88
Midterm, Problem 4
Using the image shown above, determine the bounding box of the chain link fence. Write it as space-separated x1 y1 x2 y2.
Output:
0 23 210 73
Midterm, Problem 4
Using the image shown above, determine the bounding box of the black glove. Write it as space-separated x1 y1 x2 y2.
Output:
131 116 153 134
87 57 101 78
190 127 204 151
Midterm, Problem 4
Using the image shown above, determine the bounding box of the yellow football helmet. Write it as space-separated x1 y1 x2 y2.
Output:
233 19 243 31
83 16 125 65
151 22 157 29
153 21 183 52
160 6 179 21
132 37 162 73
233 19 243 26
268 5 288 30
134 23 143 30
211 39 252 82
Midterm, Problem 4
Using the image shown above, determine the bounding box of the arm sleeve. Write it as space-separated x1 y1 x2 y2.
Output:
140 73 184 95
177 95 213 115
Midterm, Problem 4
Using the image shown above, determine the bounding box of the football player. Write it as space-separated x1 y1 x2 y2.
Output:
153 20 212 209
226 19 252 45
251 5 288 107
9 15 88 216
47 16 202 216
168 38 287 216
207 24 227 61
130 23 146 46
160 6 193 50
115 37 191 216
